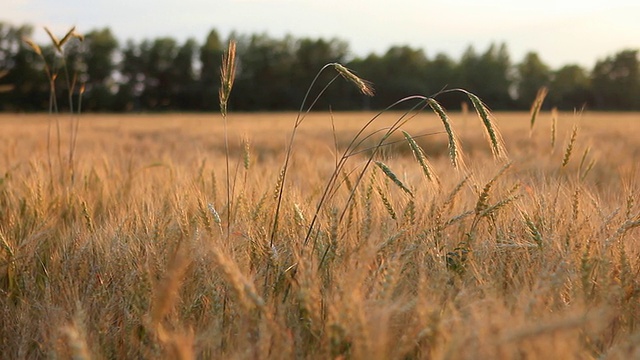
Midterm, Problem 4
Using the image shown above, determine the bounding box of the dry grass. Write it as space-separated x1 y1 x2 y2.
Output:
1 110 640 359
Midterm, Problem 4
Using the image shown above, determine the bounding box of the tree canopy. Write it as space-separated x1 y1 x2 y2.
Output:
1 22 639 112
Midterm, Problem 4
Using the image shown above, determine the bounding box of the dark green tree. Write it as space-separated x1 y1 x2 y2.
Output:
459 43 513 109
3 21 640 112
116 39 148 111
353 46 429 109
516 51 551 108
171 38 199 110
591 50 640 110
380 46 429 105
425 52 462 108
82 27 118 111
292 37 350 109
143 37 178 109
199 29 223 110
549 65 592 110
232 33 297 110
0 23 49 110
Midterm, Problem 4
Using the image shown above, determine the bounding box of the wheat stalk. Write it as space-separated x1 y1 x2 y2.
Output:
24 28 85 186
270 62 373 248
218 40 237 238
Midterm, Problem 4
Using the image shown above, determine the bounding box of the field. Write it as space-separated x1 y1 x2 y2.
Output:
1 110 639 359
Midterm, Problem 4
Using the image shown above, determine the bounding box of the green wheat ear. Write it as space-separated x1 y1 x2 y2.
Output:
426 98 462 169
466 92 508 161
402 131 439 185
375 161 413 197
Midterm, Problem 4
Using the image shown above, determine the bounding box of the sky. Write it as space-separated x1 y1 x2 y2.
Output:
3 0 640 69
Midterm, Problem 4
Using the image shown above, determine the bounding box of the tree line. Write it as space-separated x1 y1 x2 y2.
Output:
1 22 639 112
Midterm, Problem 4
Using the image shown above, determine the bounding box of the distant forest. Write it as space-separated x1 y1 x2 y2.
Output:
1 22 639 112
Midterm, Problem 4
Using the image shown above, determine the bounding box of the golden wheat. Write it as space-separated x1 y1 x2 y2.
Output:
1 110 639 358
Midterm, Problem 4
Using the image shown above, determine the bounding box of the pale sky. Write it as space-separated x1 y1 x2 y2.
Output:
4 0 639 69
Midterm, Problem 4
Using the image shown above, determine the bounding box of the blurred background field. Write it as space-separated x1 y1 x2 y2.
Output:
2 111 639 186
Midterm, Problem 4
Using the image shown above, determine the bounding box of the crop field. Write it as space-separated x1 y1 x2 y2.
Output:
1 110 639 359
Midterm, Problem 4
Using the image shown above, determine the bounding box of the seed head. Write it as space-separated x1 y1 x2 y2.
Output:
219 40 237 116
333 63 374 96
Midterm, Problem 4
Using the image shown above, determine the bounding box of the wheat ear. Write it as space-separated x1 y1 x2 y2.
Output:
426 98 462 169
530 87 548 133
466 92 508 160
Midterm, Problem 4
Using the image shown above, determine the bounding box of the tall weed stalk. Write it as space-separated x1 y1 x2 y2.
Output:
24 27 84 186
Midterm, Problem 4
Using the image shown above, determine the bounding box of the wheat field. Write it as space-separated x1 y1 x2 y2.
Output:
0 110 639 359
